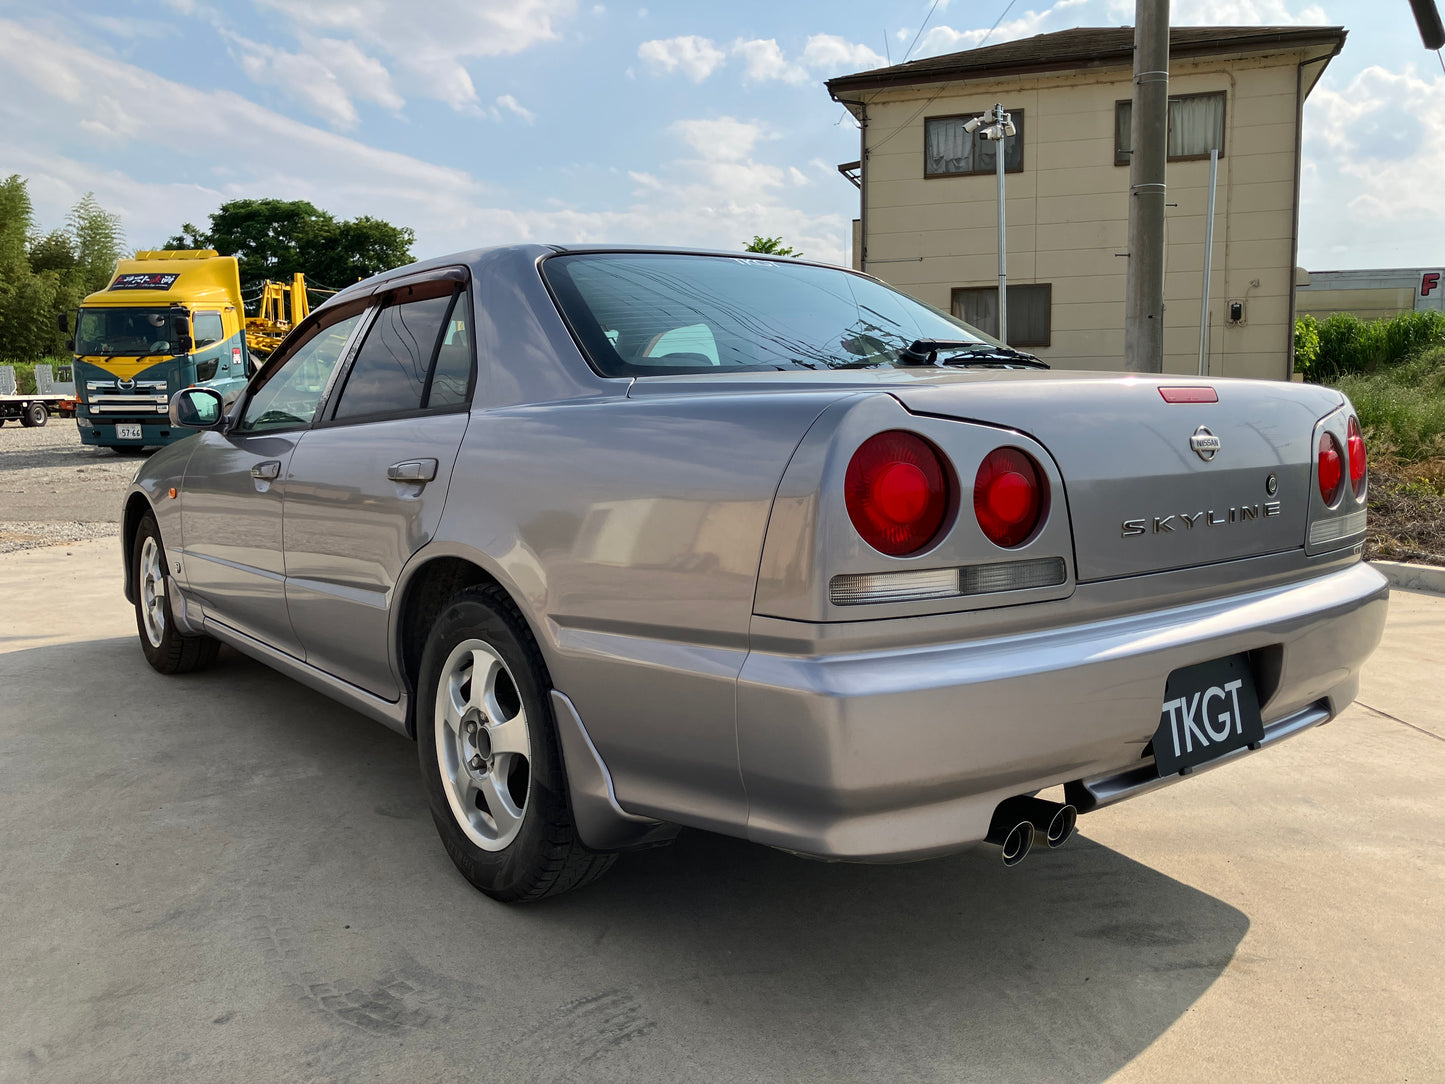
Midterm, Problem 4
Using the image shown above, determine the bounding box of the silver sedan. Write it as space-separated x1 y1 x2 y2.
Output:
124 246 1388 900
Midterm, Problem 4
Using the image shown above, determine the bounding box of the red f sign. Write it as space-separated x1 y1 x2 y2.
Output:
1423 272 1441 297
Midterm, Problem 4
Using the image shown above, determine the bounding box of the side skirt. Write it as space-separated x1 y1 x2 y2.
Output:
202 615 410 736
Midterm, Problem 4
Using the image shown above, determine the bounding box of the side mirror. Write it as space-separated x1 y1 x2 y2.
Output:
66 338 75 352
170 387 225 429
57 313 69 332
173 335 193 355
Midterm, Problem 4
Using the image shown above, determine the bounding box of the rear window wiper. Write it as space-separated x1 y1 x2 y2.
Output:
897 339 1050 369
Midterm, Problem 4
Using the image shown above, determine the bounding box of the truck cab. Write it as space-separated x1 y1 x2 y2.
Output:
72 250 252 450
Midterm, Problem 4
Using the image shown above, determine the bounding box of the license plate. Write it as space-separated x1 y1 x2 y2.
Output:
1153 655 1265 775
115 424 143 441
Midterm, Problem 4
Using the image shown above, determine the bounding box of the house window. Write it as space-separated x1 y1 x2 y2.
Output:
924 111 1024 177
951 284 1052 347
1115 92 1226 164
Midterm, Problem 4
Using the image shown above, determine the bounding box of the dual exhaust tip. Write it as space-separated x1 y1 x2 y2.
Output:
985 795 1078 867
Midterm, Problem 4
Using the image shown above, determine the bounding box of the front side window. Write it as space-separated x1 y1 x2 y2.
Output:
193 311 225 348
924 111 1024 177
543 253 996 377
331 293 456 421
1116 92 1226 164
238 312 362 432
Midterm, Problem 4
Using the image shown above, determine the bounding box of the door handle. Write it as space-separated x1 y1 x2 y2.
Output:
250 460 281 480
387 458 438 483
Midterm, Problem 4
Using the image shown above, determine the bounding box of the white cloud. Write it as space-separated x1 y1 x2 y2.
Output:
232 35 404 129
672 116 766 162
732 38 803 84
730 34 885 84
495 93 535 123
252 0 577 110
0 22 849 265
797 34 887 76
637 35 726 81
1300 64 1445 264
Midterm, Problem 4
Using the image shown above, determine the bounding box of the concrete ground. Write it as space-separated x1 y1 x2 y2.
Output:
0 539 1441 1083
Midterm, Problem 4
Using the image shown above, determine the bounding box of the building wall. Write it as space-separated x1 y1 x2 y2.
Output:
858 52 1309 379
1296 287 1418 322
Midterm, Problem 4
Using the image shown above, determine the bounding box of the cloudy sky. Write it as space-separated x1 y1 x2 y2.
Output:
1 0 1441 273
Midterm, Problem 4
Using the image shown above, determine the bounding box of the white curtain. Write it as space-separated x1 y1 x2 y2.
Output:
1168 94 1224 157
926 118 976 174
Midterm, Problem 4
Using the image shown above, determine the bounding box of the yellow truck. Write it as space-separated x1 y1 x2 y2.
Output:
68 250 308 451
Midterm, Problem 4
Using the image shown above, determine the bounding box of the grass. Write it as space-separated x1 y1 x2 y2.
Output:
1330 346 1445 567
1334 346 1445 463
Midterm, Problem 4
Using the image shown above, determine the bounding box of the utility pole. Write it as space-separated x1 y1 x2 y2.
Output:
1124 0 1170 372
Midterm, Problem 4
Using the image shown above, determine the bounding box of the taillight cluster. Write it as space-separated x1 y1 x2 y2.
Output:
974 447 1046 548
845 432 952 556
844 432 1048 556
1317 416 1367 505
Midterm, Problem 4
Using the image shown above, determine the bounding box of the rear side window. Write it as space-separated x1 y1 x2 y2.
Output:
332 294 454 421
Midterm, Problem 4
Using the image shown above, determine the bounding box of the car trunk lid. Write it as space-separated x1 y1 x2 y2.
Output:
891 374 1344 582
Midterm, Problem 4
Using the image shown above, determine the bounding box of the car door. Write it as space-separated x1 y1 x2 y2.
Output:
180 305 366 655
282 274 475 698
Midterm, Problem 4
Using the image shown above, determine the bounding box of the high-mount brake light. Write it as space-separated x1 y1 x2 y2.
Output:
1318 431 1344 505
974 447 1046 548
844 431 954 556
1347 416 1367 499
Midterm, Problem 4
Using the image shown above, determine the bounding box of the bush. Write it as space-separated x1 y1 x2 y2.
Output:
1293 314 1321 379
1302 309 1445 382
1336 346 1445 462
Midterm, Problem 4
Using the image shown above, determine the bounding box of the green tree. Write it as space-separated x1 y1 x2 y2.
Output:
68 193 125 293
168 198 416 294
0 177 126 361
744 235 803 258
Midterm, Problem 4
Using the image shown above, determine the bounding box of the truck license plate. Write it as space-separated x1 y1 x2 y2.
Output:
1153 655 1265 775
115 424 143 441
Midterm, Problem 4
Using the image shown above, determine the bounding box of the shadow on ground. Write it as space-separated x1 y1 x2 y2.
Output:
2 636 1247 1083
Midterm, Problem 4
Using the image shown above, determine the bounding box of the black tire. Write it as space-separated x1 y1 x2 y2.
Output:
132 512 220 675
22 402 47 427
417 584 614 902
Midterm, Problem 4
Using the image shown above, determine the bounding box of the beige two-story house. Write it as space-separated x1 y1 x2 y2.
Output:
827 26 1346 379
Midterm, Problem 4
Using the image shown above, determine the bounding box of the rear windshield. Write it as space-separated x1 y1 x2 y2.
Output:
542 253 993 376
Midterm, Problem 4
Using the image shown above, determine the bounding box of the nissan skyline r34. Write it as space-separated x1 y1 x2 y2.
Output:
123 246 1388 900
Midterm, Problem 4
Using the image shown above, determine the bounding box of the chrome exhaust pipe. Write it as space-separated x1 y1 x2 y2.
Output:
989 796 1078 859
985 809 1036 867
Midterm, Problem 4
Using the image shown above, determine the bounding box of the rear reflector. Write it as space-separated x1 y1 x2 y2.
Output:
1308 509 1366 547
1158 386 1219 403
830 557 1067 606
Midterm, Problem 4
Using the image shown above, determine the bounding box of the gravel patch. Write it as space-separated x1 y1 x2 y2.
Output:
0 418 147 525
0 521 120 554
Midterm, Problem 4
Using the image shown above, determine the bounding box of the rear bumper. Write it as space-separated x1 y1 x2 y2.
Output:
736 560 1389 860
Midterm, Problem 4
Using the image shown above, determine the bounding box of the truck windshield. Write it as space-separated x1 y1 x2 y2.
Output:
75 308 182 357
542 252 994 377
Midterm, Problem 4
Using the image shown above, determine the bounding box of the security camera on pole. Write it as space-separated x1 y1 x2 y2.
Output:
966 104 1017 346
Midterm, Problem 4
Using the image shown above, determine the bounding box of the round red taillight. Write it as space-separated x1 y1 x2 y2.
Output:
1347 416 1367 499
974 447 1046 548
1318 431 1344 505
844 431 953 556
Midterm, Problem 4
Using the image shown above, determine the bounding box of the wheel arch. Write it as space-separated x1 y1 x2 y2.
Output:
121 491 156 604
393 548 550 740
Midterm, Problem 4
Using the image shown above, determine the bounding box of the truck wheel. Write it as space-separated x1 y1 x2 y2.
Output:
416 584 615 902
22 402 47 427
133 513 220 675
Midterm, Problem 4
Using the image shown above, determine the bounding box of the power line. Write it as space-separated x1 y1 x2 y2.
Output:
900 0 942 65
978 0 1021 49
